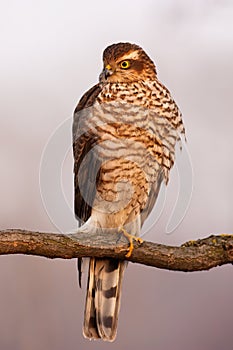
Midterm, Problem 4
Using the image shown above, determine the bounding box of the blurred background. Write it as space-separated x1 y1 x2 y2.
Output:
0 0 233 349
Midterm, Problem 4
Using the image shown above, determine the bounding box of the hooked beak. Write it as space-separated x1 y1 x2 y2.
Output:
99 64 113 82
103 65 113 79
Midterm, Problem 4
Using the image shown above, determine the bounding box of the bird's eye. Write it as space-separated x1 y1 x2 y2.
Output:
120 60 130 69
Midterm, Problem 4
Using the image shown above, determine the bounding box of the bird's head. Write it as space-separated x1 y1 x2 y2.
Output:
99 42 157 83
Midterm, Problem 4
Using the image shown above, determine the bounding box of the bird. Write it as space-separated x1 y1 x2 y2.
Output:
72 42 185 341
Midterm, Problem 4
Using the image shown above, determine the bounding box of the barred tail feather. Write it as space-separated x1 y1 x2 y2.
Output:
83 258 126 341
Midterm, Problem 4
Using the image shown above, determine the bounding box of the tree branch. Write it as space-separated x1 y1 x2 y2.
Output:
0 229 232 272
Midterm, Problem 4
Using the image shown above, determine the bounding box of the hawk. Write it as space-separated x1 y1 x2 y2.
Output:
73 42 185 341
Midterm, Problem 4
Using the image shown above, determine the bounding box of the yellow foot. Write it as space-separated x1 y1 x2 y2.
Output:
119 227 143 258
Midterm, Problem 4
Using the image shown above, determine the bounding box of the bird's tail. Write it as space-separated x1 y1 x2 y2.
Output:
83 257 126 341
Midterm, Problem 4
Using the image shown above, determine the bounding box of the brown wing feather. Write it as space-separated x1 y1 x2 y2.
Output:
140 170 164 226
73 83 102 224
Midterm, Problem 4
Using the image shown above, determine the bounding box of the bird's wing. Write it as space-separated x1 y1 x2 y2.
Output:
72 83 102 224
140 169 164 226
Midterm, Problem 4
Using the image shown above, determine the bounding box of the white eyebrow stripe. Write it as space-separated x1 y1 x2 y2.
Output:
119 51 139 61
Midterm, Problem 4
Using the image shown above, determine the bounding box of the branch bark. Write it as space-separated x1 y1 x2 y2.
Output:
0 229 232 272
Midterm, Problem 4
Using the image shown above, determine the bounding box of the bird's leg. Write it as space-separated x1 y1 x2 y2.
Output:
118 227 143 258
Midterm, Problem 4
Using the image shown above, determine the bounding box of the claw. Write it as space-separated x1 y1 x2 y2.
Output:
119 227 143 257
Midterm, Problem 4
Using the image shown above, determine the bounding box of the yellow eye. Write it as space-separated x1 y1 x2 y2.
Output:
120 60 130 69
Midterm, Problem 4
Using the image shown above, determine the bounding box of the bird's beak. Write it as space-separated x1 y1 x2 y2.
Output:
99 64 114 82
103 65 113 79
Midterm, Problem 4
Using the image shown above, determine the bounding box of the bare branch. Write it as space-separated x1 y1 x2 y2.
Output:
0 229 232 271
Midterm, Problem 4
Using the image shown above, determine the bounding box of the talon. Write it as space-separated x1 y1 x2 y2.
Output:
118 227 143 257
